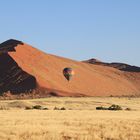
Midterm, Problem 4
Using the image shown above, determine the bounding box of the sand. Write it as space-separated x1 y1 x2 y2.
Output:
8 42 140 96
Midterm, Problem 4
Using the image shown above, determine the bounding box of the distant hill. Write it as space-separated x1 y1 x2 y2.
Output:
83 58 140 72
0 39 140 98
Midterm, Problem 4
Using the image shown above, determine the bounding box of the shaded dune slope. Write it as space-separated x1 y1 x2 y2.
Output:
0 40 36 94
0 53 36 94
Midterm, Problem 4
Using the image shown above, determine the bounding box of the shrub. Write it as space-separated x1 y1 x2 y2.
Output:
108 104 122 111
25 106 32 110
0 106 9 110
54 107 60 110
43 107 49 110
32 105 42 110
48 92 58 96
60 107 66 110
53 107 66 110
96 106 107 110
96 104 123 111
2 91 11 97
125 107 131 111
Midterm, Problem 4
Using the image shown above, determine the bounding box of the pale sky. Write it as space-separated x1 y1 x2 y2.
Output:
0 0 140 66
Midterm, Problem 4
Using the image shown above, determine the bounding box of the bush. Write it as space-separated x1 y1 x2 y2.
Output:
54 107 60 110
43 107 49 110
53 107 66 110
25 106 32 110
32 105 42 110
0 106 9 110
125 107 131 111
60 107 66 110
48 92 58 96
108 104 122 111
96 104 123 111
96 106 108 110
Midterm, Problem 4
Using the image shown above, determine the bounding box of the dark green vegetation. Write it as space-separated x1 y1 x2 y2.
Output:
25 105 66 110
96 104 123 111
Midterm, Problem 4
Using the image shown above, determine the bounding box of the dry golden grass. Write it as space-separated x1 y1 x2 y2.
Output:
0 97 140 140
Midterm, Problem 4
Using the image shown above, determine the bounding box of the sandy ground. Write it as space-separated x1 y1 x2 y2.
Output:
0 97 140 140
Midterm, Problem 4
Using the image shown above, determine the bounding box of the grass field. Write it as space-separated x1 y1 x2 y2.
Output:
0 97 140 140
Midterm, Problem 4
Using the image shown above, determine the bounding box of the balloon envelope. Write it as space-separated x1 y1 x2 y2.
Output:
63 67 74 81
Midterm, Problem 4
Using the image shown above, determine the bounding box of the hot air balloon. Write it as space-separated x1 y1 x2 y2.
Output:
63 67 74 81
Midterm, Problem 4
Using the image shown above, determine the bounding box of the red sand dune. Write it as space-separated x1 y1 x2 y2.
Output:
1 39 140 97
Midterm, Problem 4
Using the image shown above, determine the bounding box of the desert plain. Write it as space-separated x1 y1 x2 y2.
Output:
0 97 140 140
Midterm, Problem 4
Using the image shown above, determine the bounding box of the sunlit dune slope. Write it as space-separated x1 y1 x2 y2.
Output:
7 41 140 96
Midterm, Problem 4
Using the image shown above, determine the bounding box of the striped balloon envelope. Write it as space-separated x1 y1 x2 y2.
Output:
63 67 74 81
